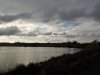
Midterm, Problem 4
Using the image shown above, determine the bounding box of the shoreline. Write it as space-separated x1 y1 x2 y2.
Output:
0 41 88 48
0 42 100 75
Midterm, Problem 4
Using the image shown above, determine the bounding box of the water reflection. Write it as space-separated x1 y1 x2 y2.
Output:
0 47 80 72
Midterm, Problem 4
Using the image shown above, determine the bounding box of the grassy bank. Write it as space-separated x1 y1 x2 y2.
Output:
0 42 100 75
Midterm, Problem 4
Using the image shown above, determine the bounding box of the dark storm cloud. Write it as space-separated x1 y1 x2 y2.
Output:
88 2 100 21
31 0 100 22
0 13 32 23
58 8 86 21
0 26 20 35
0 0 100 23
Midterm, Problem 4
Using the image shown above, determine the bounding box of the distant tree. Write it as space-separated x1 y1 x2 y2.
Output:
92 40 99 44
73 41 78 44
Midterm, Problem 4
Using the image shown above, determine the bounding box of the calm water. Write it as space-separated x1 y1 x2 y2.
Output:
0 47 80 72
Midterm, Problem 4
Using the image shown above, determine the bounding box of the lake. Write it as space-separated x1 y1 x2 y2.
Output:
0 47 80 72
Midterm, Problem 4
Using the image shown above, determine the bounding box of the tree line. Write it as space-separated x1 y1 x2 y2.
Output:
0 40 99 48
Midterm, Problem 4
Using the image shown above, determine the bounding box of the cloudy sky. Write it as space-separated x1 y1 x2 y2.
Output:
0 0 100 43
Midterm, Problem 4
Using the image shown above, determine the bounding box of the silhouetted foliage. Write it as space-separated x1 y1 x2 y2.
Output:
0 41 93 48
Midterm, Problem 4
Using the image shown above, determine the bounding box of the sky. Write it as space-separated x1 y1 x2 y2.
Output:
0 0 100 43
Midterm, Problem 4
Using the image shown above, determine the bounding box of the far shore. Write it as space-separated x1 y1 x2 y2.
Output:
0 41 92 48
